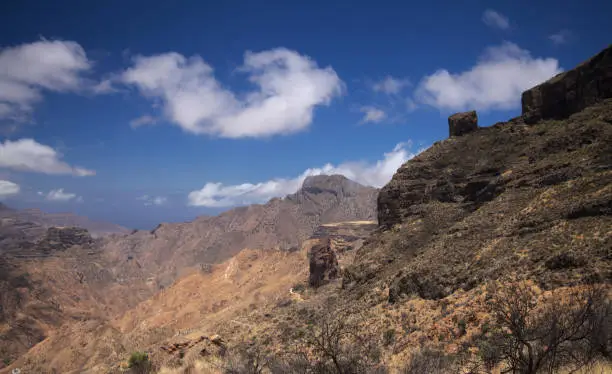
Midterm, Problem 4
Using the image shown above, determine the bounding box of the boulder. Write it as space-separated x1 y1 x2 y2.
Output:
308 237 339 287
521 45 612 124
448 111 478 137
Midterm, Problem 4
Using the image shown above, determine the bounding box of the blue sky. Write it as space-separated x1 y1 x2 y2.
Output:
0 0 610 229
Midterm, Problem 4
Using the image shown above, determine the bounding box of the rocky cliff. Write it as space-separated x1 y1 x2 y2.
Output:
522 45 612 124
362 45 612 302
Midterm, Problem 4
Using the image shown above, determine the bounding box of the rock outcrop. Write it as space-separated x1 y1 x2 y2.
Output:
448 110 478 136
522 44 612 124
308 237 339 287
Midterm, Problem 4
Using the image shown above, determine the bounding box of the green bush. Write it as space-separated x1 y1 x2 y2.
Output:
128 351 151 373
383 328 396 346
457 319 467 336
2 358 10 366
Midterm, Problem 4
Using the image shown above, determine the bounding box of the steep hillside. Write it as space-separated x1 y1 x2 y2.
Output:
3 220 377 373
0 226 157 366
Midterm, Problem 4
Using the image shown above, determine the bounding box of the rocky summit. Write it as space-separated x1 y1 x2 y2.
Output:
522 44 612 124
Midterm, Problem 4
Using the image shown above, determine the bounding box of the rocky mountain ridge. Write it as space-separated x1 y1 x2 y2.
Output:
99 174 378 286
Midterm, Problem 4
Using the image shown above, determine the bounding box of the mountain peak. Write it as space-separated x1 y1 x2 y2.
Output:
301 174 369 195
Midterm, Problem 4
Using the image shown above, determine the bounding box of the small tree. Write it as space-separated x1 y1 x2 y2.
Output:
223 342 272 374
474 281 611 374
285 307 386 374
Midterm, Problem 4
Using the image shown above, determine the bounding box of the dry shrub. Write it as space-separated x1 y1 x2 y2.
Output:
466 281 611 374
402 348 458 374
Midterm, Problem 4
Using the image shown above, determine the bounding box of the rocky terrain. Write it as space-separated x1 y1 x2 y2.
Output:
1 45 611 373
0 176 378 371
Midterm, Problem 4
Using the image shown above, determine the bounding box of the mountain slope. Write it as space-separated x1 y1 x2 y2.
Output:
100 174 378 285
0 175 378 372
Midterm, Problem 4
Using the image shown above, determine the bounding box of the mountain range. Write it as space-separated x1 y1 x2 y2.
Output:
0 45 611 373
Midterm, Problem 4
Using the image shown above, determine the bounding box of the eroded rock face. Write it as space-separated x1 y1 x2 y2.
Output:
448 110 478 137
308 237 339 287
522 45 612 124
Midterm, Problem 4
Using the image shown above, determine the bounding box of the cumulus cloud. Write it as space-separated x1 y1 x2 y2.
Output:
188 141 417 207
137 195 167 206
359 106 387 124
121 48 343 138
45 188 79 202
0 39 91 121
0 180 20 197
372 76 410 94
0 138 95 176
482 9 510 30
549 30 572 45
415 42 561 111
130 115 158 128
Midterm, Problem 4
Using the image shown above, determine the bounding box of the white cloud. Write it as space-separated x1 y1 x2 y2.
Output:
0 180 20 197
45 188 78 202
549 30 572 45
91 79 116 94
188 141 417 207
138 195 167 206
415 42 561 111
0 138 95 176
0 39 91 121
121 48 343 138
130 115 158 128
482 9 510 30
406 98 418 112
372 76 410 94
359 106 387 124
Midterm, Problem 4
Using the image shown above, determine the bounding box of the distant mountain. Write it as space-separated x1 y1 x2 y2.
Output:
101 174 378 285
0 204 129 236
